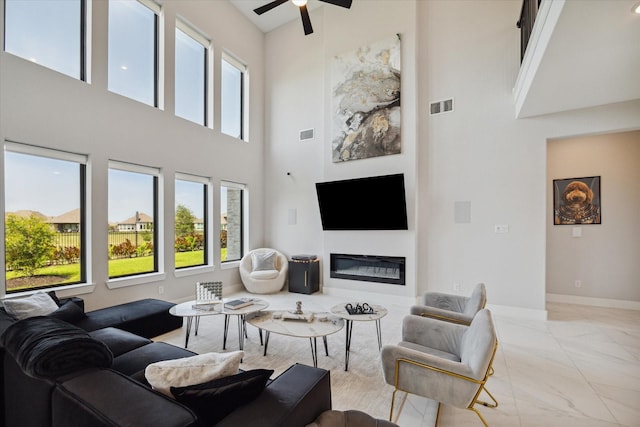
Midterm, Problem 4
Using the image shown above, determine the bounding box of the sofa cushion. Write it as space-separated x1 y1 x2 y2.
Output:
2 292 59 320
171 369 273 425
111 342 196 382
145 351 244 396
89 327 151 357
48 300 87 324
0 316 113 378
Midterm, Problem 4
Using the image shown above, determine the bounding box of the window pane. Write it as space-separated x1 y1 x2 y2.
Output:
221 184 243 262
4 0 82 79
175 179 206 269
108 0 156 106
221 58 243 139
175 28 206 125
4 150 84 293
108 168 156 278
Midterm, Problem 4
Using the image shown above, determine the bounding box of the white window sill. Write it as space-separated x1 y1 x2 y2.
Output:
220 261 240 270
106 272 167 289
2 282 96 299
174 265 215 278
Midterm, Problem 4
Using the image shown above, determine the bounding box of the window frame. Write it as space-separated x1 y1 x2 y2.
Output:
220 180 247 267
221 52 248 141
106 160 165 288
174 172 214 274
174 19 211 127
3 0 88 81
3 141 90 296
107 0 161 108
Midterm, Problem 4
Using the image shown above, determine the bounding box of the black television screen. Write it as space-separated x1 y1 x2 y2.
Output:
315 174 408 230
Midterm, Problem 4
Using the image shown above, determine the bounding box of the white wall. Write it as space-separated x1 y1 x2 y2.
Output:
264 0 418 301
264 0 640 316
0 0 266 310
547 130 640 303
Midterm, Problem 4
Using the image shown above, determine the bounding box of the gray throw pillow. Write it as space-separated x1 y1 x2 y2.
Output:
2 292 59 320
251 251 277 272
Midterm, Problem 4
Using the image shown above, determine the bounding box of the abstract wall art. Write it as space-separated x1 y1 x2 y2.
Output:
331 35 401 162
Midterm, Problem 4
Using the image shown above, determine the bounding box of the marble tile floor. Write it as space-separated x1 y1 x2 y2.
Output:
157 292 640 427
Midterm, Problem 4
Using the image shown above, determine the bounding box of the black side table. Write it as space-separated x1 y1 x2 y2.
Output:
288 259 320 294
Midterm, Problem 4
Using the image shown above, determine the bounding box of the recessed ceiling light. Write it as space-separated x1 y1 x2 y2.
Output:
120 65 128 70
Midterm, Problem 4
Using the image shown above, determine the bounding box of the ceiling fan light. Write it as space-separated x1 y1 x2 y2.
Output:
292 0 307 6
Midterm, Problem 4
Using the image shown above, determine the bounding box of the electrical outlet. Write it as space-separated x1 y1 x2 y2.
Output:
574 280 582 288
159 286 164 294
453 283 461 292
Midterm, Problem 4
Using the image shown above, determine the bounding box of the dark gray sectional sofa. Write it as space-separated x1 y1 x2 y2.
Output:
0 296 331 426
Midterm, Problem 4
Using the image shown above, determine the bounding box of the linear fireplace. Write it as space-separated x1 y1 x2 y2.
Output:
330 253 405 286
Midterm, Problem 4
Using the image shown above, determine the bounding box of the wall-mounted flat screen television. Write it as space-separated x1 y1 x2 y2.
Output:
315 173 408 230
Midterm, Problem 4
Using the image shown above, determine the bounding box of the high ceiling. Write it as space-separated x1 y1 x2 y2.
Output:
229 0 640 119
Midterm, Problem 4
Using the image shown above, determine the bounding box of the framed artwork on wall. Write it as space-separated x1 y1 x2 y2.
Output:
553 176 601 225
330 35 401 163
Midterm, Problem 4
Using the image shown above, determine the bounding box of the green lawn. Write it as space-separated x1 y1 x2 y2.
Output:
6 248 228 292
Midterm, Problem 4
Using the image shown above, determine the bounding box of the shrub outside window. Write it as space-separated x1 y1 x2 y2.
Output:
4 0 85 80
175 175 208 269
108 161 159 278
4 142 87 293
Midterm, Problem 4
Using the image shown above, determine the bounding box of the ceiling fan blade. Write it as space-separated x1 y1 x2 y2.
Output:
254 0 288 15
300 5 313 35
318 0 353 8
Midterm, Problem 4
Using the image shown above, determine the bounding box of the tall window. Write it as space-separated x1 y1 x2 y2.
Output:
4 0 85 80
108 0 159 106
175 175 208 269
175 22 208 126
221 181 246 263
221 54 247 140
108 161 159 278
4 142 87 293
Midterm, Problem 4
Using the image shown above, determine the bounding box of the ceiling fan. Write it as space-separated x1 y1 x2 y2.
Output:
254 0 353 36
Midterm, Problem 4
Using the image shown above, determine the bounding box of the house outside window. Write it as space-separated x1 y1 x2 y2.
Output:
108 0 160 107
175 174 208 269
221 181 246 263
108 161 159 278
3 0 86 80
221 53 247 140
175 21 209 126
3 142 87 293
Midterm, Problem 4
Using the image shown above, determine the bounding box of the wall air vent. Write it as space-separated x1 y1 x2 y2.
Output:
429 98 454 115
299 128 314 141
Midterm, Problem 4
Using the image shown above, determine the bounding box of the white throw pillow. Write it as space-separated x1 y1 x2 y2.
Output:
2 292 59 320
145 351 244 397
251 251 277 272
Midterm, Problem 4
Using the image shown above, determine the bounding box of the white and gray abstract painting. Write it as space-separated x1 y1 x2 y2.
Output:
331 36 401 163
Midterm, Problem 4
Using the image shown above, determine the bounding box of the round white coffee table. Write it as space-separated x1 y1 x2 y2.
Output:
330 303 388 371
247 310 344 368
219 298 269 351
169 300 223 348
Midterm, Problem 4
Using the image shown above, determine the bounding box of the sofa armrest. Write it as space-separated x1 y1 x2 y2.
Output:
216 363 331 427
52 369 197 427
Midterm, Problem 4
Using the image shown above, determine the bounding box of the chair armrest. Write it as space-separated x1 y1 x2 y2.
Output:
409 305 473 325
422 292 469 312
402 315 466 354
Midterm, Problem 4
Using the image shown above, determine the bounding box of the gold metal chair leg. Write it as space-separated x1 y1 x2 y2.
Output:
476 387 498 408
389 389 398 421
469 406 490 427
488 366 494 376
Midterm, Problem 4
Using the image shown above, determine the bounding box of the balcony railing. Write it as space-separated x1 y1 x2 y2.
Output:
516 0 541 62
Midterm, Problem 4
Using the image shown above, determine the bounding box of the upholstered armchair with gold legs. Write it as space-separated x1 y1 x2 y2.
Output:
380 309 498 426
410 282 487 325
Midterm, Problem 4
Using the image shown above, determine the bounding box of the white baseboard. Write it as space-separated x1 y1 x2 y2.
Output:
546 293 640 311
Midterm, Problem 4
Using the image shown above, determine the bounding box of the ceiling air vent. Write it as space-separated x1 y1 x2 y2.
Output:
429 98 454 115
299 128 314 141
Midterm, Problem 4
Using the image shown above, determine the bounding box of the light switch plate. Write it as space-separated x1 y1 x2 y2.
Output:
572 227 582 237
494 224 509 233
